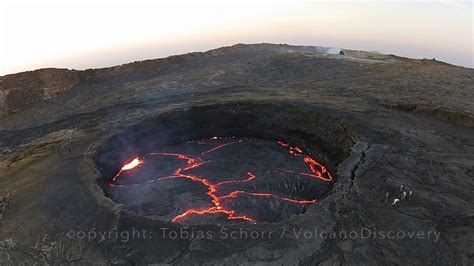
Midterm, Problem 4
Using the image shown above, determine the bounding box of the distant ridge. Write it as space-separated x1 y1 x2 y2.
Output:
0 43 453 117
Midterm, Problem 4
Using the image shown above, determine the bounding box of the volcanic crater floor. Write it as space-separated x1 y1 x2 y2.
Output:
107 137 333 224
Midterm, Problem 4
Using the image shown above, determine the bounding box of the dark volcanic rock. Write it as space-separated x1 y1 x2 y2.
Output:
0 43 473 265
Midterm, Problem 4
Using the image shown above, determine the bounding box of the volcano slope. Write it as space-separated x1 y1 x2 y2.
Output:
0 44 473 265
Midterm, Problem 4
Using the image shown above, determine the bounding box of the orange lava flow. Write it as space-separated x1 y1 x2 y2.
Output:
200 141 237 155
219 191 317 205
276 141 333 182
109 138 332 223
276 140 303 156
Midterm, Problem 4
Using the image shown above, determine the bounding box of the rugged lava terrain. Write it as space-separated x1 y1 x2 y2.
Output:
0 44 473 264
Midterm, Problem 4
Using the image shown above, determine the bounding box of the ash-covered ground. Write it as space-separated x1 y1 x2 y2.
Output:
0 44 473 264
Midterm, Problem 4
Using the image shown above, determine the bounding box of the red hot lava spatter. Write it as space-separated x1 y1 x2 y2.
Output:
109 137 332 223
110 157 144 184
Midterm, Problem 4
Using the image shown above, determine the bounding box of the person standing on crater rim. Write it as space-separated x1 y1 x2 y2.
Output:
392 198 400 207
401 191 407 200
384 192 390 203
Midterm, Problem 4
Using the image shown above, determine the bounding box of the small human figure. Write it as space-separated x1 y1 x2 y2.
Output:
392 198 400 207
67 144 72 154
399 184 404 192
401 191 407 200
384 192 390 203
408 191 413 199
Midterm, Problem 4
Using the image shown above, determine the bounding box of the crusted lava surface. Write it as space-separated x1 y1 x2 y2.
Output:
107 137 332 224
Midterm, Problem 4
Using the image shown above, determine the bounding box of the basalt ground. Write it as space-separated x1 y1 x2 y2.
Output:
0 44 473 265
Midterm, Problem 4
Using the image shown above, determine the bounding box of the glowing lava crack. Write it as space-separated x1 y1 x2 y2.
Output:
108 138 333 224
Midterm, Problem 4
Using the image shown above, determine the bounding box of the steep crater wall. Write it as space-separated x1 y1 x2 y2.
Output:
94 102 355 224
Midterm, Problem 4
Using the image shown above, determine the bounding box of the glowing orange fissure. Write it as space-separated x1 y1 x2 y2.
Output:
276 141 333 183
109 137 332 223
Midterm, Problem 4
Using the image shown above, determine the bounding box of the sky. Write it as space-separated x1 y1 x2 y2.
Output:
0 0 472 76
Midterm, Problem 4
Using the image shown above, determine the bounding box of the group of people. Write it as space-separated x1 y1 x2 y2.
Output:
56 144 72 155
385 185 413 207
55 130 75 156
